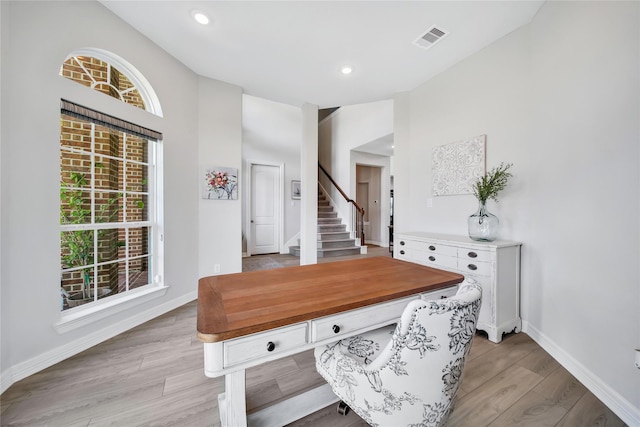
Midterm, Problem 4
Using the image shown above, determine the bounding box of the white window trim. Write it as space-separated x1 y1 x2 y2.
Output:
59 125 160 302
64 47 164 117
58 48 165 328
55 283 169 334
57 138 164 329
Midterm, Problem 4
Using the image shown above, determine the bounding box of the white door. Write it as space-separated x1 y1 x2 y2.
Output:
251 164 280 254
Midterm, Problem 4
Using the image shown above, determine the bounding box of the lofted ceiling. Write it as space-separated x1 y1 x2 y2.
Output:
100 1 544 109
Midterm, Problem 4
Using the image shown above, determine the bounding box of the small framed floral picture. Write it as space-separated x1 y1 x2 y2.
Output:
203 167 238 200
291 180 301 200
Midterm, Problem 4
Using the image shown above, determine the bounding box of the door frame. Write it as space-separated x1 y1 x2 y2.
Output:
245 160 284 257
354 161 387 247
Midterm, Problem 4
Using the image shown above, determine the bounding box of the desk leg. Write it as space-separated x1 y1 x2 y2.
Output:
247 383 339 427
218 370 247 427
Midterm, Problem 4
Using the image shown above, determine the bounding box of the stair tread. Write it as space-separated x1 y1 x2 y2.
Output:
319 247 359 252
288 191 361 257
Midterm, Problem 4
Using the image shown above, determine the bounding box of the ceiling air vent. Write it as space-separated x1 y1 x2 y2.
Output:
413 26 449 50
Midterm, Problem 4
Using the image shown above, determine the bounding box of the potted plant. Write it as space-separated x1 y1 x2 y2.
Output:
468 162 512 241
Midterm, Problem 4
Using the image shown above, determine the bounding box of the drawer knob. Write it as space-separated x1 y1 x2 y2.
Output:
400 250 405 255
266 341 276 352
400 241 406 246
428 245 436 251
332 325 341 334
468 251 478 258
428 256 436 261
467 264 478 271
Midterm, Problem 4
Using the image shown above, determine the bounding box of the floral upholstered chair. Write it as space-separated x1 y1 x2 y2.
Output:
314 279 482 427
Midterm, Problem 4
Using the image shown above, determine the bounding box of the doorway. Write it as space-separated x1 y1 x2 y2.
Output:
249 163 282 255
356 165 382 245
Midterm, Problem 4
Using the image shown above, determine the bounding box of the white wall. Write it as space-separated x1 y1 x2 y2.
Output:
242 95 301 253
394 1 639 422
300 103 318 265
318 101 392 244
526 2 639 418
0 1 242 392
198 78 243 276
0 0 7 387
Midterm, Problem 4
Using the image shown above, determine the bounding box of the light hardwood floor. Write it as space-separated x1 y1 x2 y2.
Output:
1 248 626 426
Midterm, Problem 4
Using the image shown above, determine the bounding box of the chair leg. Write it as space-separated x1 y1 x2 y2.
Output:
337 400 350 416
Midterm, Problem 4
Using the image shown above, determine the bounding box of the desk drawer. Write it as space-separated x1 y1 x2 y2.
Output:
421 285 458 301
224 323 307 366
311 296 414 342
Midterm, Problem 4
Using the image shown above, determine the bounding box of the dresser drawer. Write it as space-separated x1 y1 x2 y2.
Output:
395 238 411 260
420 251 458 270
414 241 458 257
396 246 411 260
396 239 410 249
459 259 492 277
311 296 414 342
458 248 492 263
224 323 307 366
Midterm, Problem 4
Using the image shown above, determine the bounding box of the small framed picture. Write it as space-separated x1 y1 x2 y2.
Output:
202 166 238 200
291 180 301 199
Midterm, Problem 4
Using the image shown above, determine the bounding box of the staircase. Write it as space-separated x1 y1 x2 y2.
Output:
289 191 361 258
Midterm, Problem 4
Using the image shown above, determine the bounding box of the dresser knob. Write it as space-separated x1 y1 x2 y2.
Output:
468 251 478 258
400 250 405 255
400 241 406 246
332 325 341 334
429 256 436 261
467 264 478 271
266 341 276 352
428 245 436 251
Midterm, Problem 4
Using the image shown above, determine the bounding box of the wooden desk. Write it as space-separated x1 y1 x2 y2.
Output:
197 257 464 426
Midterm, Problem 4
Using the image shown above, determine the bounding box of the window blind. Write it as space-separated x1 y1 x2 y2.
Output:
60 99 163 141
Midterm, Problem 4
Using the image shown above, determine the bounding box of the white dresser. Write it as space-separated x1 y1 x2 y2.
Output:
394 232 522 343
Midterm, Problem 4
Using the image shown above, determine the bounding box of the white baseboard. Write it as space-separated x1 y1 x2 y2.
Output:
523 321 640 426
0 369 12 396
0 291 197 395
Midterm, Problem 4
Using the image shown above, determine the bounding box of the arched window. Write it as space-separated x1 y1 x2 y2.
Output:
60 48 163 117
59 49 163 314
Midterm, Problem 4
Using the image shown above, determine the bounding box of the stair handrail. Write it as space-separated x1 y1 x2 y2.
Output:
318 162 365 246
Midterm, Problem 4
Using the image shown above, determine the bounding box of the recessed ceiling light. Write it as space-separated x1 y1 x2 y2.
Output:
192 10 210 25
341 66 353 75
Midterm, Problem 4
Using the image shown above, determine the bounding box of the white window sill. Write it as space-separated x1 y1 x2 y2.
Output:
55 284 169 334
